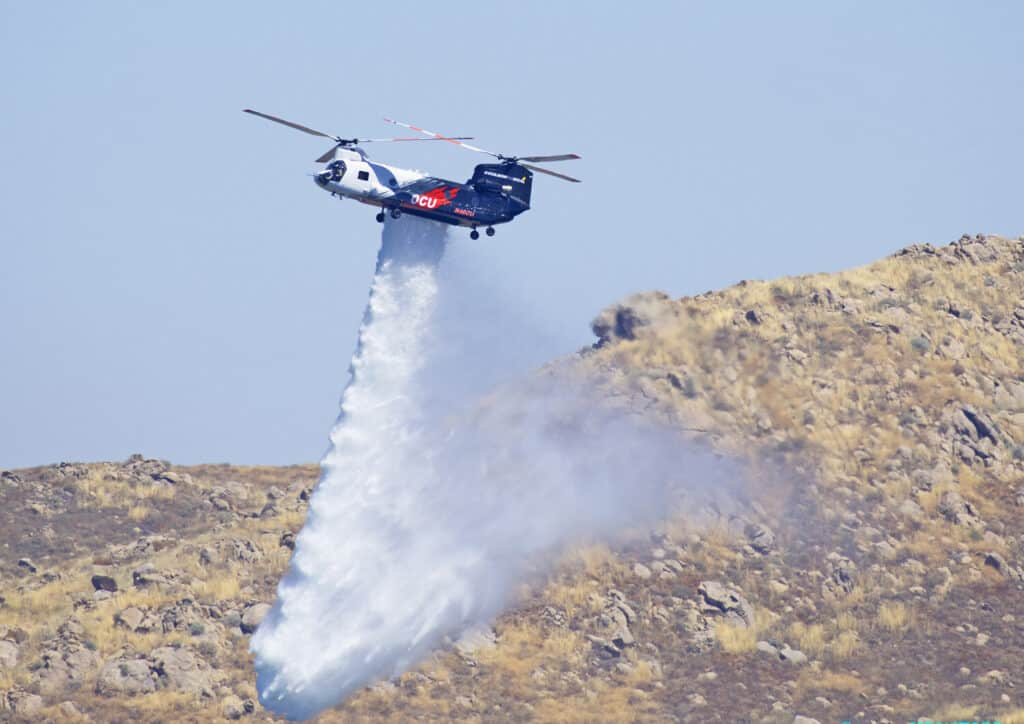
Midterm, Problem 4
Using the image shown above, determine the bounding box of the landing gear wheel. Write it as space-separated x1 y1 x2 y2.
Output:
485 226 495 237
469 229 480 240
375 212 385 223
389 208 402 219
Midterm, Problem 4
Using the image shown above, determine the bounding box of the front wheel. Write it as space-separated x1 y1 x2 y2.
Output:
470 229 480 240
375 212 385 223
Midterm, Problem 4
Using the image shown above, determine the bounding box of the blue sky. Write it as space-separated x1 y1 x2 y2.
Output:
1 2 1021 469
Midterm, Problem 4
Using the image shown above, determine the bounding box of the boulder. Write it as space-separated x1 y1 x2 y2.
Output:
455 626 497 656
984 552 1024 583
3 689 43 716
0 640 19 669
116 606 145 632
132 562 170 588
96 657 157 696
744 523 775 553
241 603 272 634
91 574 118 592
937 491 982 527
698 581 755 626
151 646 217 695
779 645 808 664
821 554 857 600
222 694 247 720
36 646 100 693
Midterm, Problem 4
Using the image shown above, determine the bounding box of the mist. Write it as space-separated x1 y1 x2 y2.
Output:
251 216 735 720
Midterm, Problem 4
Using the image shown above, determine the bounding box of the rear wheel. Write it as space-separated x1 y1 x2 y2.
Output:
485 226 495 237
470 229 480 240
389 208 401 219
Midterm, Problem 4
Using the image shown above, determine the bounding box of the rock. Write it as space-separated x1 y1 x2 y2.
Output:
4 689 43 715
633 563 652 580
455 626 497 656
744 523 775 553
591 292 671 346
698 581 755 626
585 634 621 659
91 574 118 592
241 603 272 634
0 640 19 669
822 555 857 599
116 607 145 632
35 647 100 696
779 645 808 664
151 646 217 695
984 552 1024 582
756 640 779 657
58 701 82 718
938 491 982 527
793 717 822 724
898 499 925 520
280 531 296 550
132 562 169 588
17 558 37 573
223 694 247 719
0 626 29 645
96 657 157 696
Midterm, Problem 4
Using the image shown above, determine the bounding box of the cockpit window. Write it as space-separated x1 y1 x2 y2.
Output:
357 170 370 181
327 160 346 181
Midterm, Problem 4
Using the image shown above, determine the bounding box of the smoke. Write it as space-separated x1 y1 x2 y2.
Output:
251 216 735 720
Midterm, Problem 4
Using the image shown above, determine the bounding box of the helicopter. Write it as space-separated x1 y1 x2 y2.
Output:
244 109 581 239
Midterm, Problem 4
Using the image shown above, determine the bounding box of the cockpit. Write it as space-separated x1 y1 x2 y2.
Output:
325 160 346 181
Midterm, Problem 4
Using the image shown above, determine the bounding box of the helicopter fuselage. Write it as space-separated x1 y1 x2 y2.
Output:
312 148 531 228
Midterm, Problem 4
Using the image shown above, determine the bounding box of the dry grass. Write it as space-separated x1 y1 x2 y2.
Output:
714 616 762 654
127 504 151 521
797 669 868 696
787 621 826 656
193 575 242 603
829 629 862 658
877 601 912 632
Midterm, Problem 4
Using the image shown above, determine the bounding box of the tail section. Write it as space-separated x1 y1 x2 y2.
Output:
470 163 532 209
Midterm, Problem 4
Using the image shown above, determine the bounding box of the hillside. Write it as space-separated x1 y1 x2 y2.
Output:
2 233 1023 723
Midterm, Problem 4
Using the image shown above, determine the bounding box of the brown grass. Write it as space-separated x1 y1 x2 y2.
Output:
877 601 912 632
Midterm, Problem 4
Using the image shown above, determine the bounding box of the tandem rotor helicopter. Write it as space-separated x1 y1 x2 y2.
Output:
244 109 581 239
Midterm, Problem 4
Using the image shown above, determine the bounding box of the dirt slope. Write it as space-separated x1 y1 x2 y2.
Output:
2 233 1023 723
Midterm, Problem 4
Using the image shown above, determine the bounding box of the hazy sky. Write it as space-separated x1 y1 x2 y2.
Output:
1 2 1021 469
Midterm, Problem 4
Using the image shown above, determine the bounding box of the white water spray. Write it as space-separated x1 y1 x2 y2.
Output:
252 217 734 720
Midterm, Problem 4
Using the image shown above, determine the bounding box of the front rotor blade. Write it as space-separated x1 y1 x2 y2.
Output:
522 163 581 183
382 118 499 158
519 154 582 163
244 109 336 139
315 145 339 163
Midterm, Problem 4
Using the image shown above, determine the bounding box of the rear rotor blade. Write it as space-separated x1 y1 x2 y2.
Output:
519 154 581 163
359 136 475 143
522 163 581 183
244 109 337 140
383 118 499 158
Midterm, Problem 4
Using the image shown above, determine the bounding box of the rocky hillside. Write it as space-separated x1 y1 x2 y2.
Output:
2 233 1024 723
